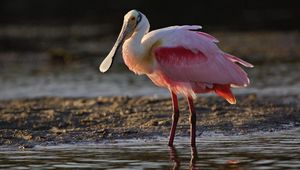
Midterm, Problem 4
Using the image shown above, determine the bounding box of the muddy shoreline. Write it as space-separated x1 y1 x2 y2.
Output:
0 94 299 148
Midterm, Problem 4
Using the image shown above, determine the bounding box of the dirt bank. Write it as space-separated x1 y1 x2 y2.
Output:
0 94 299 148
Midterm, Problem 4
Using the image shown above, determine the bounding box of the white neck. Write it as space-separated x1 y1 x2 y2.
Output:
124 19 150 58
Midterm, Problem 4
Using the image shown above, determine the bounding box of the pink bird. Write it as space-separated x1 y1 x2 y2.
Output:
100 10 253 147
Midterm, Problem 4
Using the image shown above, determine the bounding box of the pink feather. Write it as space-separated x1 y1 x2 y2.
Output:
144 26 252 102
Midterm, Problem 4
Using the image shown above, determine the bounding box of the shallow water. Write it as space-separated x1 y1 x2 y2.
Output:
1 60 300 99
1 128 299 169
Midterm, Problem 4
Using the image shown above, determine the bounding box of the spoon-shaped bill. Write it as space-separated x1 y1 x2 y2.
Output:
99 22 129 73
99 52 114 73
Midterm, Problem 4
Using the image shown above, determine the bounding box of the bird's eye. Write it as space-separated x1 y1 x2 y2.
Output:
131 17 135 21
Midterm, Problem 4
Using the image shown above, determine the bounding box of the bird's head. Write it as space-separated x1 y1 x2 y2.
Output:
122 10 144 38
99 9 146 73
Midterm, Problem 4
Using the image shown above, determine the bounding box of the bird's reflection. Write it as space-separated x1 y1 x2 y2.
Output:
169 146 199 170
190 146 198 170
169 146 180 170
168 146 243 170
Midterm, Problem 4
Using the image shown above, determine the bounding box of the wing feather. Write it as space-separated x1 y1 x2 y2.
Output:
151 27 252 87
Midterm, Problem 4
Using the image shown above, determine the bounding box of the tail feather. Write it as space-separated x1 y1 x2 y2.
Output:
196 32 220 43
224 53 254 68
213 84 236 104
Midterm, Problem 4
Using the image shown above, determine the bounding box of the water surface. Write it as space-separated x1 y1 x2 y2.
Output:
1 61 300 99
1 128 299 169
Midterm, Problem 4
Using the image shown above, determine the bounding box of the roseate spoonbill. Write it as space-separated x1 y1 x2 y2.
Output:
99 10 253 147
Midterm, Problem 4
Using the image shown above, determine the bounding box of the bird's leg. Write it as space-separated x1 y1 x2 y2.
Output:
168 91 179 147
187 96 196 147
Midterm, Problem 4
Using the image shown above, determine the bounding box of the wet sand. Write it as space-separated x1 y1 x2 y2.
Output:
0 94 299 148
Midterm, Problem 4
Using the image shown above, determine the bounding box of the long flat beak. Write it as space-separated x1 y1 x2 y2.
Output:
99 22 129 73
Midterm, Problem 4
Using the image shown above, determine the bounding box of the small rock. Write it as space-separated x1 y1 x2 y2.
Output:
247 93 257 102
22 134 33 141
50 127 66 134
151 121 158 126
4 140 12 145
158 120 171 126
211 105 217 111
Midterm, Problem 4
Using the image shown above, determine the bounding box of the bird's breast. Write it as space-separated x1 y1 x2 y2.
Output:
122 44 155 75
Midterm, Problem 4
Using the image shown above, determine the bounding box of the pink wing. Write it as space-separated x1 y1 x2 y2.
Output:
152 26 252 87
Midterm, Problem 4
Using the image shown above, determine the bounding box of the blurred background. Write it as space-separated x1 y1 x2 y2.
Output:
0 0 299 99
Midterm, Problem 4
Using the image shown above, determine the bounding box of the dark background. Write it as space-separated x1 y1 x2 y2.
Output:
0 0 300 99
1 0 299 31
